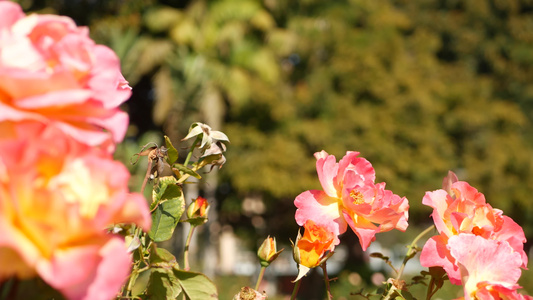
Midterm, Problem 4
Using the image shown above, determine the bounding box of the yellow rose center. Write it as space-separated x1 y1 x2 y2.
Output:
49 159 109 218
350 190 365 205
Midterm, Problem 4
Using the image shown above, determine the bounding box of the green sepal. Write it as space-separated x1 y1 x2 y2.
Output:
293 265 311 282
182 217 208 227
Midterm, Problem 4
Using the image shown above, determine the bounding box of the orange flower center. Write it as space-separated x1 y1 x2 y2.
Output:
472 226 483 236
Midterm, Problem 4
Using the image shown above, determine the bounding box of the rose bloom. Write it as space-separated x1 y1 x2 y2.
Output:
0 123 150 300
420 180 527 284
448 234 531 300
295 220 336 269
294 150 409 250
0 1 131 149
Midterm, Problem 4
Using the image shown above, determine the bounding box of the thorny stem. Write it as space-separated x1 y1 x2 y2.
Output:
254 266 267 291
321 262 333 300
183 225 196 271
290 279 301 300
383 225 435 300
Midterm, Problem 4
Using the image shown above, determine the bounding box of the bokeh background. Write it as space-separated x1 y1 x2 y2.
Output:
15 0 533 298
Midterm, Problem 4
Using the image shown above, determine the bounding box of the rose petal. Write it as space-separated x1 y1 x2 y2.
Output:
420 235 462 285
295 189 345 243
314 151 340 198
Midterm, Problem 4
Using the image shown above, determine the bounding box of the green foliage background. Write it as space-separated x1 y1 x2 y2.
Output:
15 0 533 296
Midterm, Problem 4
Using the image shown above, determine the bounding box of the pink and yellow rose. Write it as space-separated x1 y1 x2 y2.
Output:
420 180 527 284
0 1 131 149
294 150 409 250
0 124 150 300
448 234 531 300
0 2 149 299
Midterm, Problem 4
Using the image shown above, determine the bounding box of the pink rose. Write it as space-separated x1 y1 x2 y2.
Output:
448 234 529 300
0 1 131 148
420 180 527 284
0 123 150 300
294 150 409 250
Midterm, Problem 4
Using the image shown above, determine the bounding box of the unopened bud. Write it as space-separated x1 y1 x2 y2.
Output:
257 236 284 267
186 196 209 226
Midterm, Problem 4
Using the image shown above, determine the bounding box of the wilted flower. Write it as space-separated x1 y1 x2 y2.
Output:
233 287 266 300
0 124 150 300
420 180 527 284
292 220 335 281
294 150 409 250
182 122 229 151
257 236 284 267
0 1 132 149
186 196 210 226
201 141 227 170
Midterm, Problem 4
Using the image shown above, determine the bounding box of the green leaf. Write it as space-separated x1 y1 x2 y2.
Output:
173 269 218 300
164 135 179 165
149 177 185 242
173 163 202 179
147 269 182 300
131 269 151 297
150 246 179 269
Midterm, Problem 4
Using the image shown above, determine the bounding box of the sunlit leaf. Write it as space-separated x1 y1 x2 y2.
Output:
164 135 179 165
149 177 185 242
147 269 182 300
150 246 179 269
173 269 218 300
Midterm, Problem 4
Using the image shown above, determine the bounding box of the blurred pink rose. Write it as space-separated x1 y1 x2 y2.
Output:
0 1 131 148
0 123 150 300
449 234 530 300
294 150 409 250
420 180 527 284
